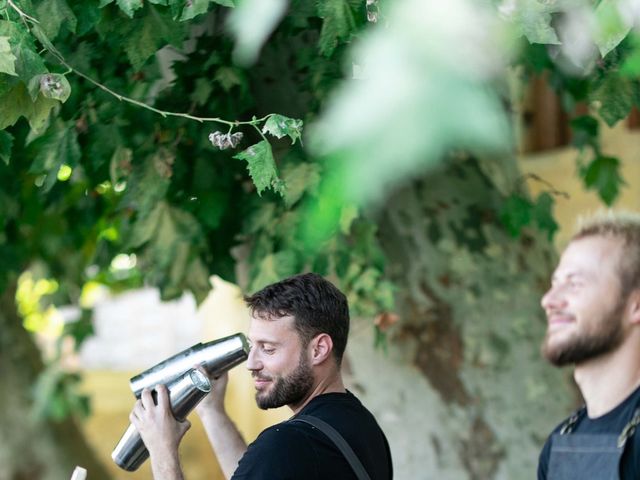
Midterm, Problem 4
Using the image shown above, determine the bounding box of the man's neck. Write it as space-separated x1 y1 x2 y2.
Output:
575 341 640 418
289 371 346 415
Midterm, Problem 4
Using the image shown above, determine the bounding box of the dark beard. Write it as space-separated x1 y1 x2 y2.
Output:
255 354 313 409
542 298 626 366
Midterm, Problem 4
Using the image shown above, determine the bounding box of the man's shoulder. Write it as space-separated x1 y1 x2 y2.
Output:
301 391 375 420
231 423 317 480
254 421 314 447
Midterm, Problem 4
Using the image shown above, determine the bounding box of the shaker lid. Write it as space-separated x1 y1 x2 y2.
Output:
189 369 212 392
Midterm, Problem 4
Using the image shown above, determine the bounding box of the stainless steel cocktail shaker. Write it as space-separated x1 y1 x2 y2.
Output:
112 333 250 471
129 333 250 398
112 369 212 471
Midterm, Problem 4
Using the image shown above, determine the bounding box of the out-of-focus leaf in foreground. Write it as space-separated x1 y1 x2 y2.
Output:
227 0 289 66
303 0 512 247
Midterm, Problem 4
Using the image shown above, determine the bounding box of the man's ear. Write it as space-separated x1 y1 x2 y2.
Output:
309 333 334 365
629 289 640 325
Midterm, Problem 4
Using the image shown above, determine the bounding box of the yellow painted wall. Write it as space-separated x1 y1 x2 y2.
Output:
80 277 290 480
520 121 640 247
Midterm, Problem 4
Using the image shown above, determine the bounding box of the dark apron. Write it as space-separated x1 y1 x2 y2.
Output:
547 407 640 480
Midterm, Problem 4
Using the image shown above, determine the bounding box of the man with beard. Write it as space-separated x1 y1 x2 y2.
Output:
131 273 393 480
537 211 640 479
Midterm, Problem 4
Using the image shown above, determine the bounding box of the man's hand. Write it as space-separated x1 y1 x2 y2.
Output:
195 370 229 417
129 385 190 480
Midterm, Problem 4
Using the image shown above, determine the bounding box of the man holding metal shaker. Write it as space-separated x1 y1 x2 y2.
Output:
131 272 393 479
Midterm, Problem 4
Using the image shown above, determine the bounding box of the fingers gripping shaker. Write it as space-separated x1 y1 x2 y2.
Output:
111 369 211 471
112 333 250 471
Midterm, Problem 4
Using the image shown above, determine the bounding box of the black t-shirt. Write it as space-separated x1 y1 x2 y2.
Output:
231 391 393 479
538 385 640 480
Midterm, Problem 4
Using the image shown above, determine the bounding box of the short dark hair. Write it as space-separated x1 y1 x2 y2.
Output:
244 273 350 365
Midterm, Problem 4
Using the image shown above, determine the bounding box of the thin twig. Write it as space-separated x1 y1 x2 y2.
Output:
522 173 570 199
7 0 39 24
8 1 273 129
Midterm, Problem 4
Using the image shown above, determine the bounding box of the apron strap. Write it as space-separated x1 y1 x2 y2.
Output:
618 407 640 448
559 407 586 435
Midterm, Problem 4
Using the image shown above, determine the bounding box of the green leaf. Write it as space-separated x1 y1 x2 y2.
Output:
196 190 228 229
184 257 212 304
0 82 58 132
621 34 640 77
317 0 360 56
0 130 13 165
262 114 303 144
179 0 213 21
29 24 57 53
583 155 624 206
128 200 166 248
339 204 358 234
121 151 172 218
505 0 561 45
590 74 634 127
0 36 17 76
0 21 48 84
234 140 282 196
179 0 234 19
281 162 320 207
72 2 103 36
116 0 143 18
570 115 599 150
532 192 558 241
109 145 132 184
29 121 81 191
35 0 78 39
249 250 299 292
594 0 633 58
191 77 213 105
214 66 243 92
127 201 209 302
500 194 532 238
124 6 186 70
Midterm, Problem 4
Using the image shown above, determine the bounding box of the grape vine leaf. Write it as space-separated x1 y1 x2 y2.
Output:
116 0 144 18
0 36 17 76
234 140 284 196
583 155 624 205
262 114 303 144
316 0 361 57
0 130 13 165
35 0 78 39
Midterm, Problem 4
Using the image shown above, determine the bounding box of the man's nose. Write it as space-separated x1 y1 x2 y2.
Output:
541 286 566 312
246 347 262 371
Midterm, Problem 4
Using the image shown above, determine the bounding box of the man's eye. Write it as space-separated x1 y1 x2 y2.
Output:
262 347 275 354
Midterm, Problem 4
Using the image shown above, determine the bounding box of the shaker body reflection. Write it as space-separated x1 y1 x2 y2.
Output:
129 333 249 398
